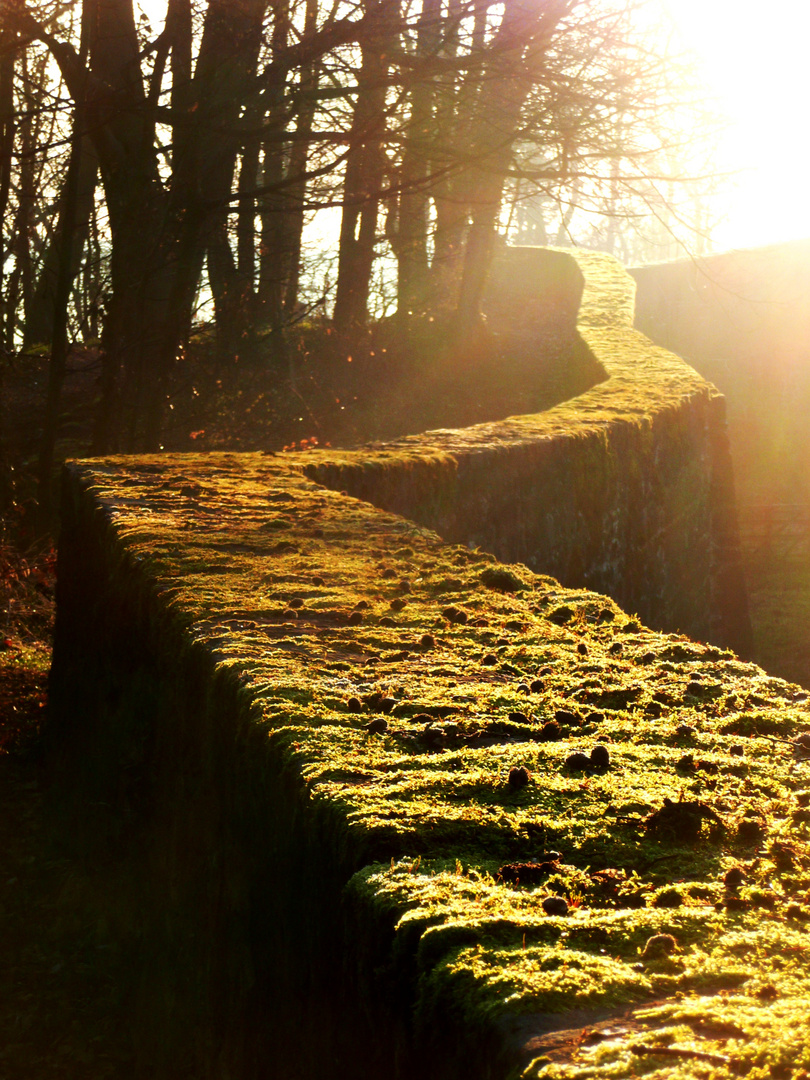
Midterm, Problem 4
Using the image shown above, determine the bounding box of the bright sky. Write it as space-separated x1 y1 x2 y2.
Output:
663 0 810 251
136 0 808 254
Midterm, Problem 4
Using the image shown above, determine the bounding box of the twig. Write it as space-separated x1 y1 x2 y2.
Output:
631 1044 736 1067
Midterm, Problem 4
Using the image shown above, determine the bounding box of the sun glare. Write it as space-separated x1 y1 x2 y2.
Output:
134 0 809 254
663 0 810 250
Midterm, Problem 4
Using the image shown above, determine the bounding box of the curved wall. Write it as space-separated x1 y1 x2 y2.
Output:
47 246 774 1078
306 248 752 656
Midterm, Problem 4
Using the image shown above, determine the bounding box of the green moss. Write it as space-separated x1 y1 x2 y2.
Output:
45 251 775 1076
298 249 748 656
50 446 810 1076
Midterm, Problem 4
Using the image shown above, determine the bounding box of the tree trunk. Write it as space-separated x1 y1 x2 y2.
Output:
424 0 479 309
4 48 39 349
91 0 269 447
456 0 572 327
207 219 245 366
281 0 320 317
392 0 441 314
0 29 15 332
24 135 98 349
80 0 174 451
257 91 292 338
197 0 268 364
37 102 86 524
333 0 397 330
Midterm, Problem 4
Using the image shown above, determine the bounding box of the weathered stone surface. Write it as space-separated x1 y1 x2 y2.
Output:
305 249 752 657
50 449 810 1079
49 250 796 1080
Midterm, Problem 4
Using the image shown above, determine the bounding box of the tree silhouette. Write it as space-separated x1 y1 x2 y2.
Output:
0 0 716 456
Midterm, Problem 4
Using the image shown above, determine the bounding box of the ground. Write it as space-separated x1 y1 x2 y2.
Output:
0 556 137 1078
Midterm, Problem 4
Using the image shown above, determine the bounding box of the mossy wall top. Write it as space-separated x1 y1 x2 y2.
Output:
305 248 752 657
48 246 770 1079
52 449 810 1080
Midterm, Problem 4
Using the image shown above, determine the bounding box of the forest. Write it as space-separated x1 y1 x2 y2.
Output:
0 0 715 536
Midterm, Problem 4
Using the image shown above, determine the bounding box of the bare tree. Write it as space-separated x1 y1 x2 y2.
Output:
0 0 720 456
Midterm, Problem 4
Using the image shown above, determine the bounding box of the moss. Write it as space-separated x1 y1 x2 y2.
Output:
299 249 749 657
43 252 785 1077
48 444 810 1078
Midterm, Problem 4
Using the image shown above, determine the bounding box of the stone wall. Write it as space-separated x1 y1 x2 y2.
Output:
306 248 752 657
49 452 810 1080
45 247 779 1079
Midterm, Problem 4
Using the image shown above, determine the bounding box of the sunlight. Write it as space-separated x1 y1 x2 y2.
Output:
663 0 810 249
134 0 809 254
